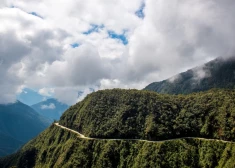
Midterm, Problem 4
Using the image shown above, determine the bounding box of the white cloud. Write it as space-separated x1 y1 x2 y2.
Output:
7 0 143 33
41 103 56 110
99 79 147 90
0 7 69 103
38 88 54 97
193 66 211 81
45 44 110 86
168 74 182 83
0 1 7 7
126 0 235 83
1 0 235 104
53 87 81 105
77 88 95 102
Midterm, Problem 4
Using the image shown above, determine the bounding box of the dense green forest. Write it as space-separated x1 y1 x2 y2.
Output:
60 89 235 141
1 124 235 168
145 57 235 94
2 89 235 167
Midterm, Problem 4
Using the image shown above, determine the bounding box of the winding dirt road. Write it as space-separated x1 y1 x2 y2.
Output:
54 123 234 143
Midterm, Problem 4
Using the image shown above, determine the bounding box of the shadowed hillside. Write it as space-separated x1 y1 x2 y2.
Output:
0 101 50 157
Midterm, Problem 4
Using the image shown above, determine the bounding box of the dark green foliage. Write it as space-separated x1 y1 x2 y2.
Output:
60 89 235 141
2 89 235 167
144 57 235 94
1 125 235 168
17 147 37 168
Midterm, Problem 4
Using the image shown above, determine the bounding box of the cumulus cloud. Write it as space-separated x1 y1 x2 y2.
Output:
41 103 56 110
7 0 143 34
0 7 69 103
53 87 82 105
45 44 110 87
126 0 235 83
1 0 235 104
38 88 54 97
0 0 7 7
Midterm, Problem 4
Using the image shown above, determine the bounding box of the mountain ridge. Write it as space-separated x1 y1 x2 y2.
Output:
2 89 235 167
59 88 235 141
144 57 235 94
0 101 50 157
31 98 69 122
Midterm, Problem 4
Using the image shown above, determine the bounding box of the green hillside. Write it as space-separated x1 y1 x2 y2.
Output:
60 89 235 141
2 125 235 168
144 57 235 94
1 89 235 167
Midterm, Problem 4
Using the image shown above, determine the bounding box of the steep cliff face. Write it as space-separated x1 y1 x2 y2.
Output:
2 89 235 168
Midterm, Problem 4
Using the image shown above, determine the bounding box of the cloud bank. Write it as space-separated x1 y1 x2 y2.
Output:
41 103 56 110
1 0 235 104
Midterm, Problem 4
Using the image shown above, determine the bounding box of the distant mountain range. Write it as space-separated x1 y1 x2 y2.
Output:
145 57 235 94
0 96 79 157
31 98 69 122
0 101 50 157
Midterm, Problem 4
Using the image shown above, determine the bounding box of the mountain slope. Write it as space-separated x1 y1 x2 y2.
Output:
0 101 50 157
0 133 23 157
60 89 235 141
31 98 69 122
2 125 235 168
144 57 235 94
2 89 235 167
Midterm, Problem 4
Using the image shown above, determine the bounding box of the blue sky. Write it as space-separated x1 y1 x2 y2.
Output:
82 24 128 45
17 88 95 106
29 12 43 19
108 31 128 45
70 43 79 48
82 24 128 44
0 0 233 105
83 24 104 35
17 88 50 106
135 2 145 19
11 5 43 19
